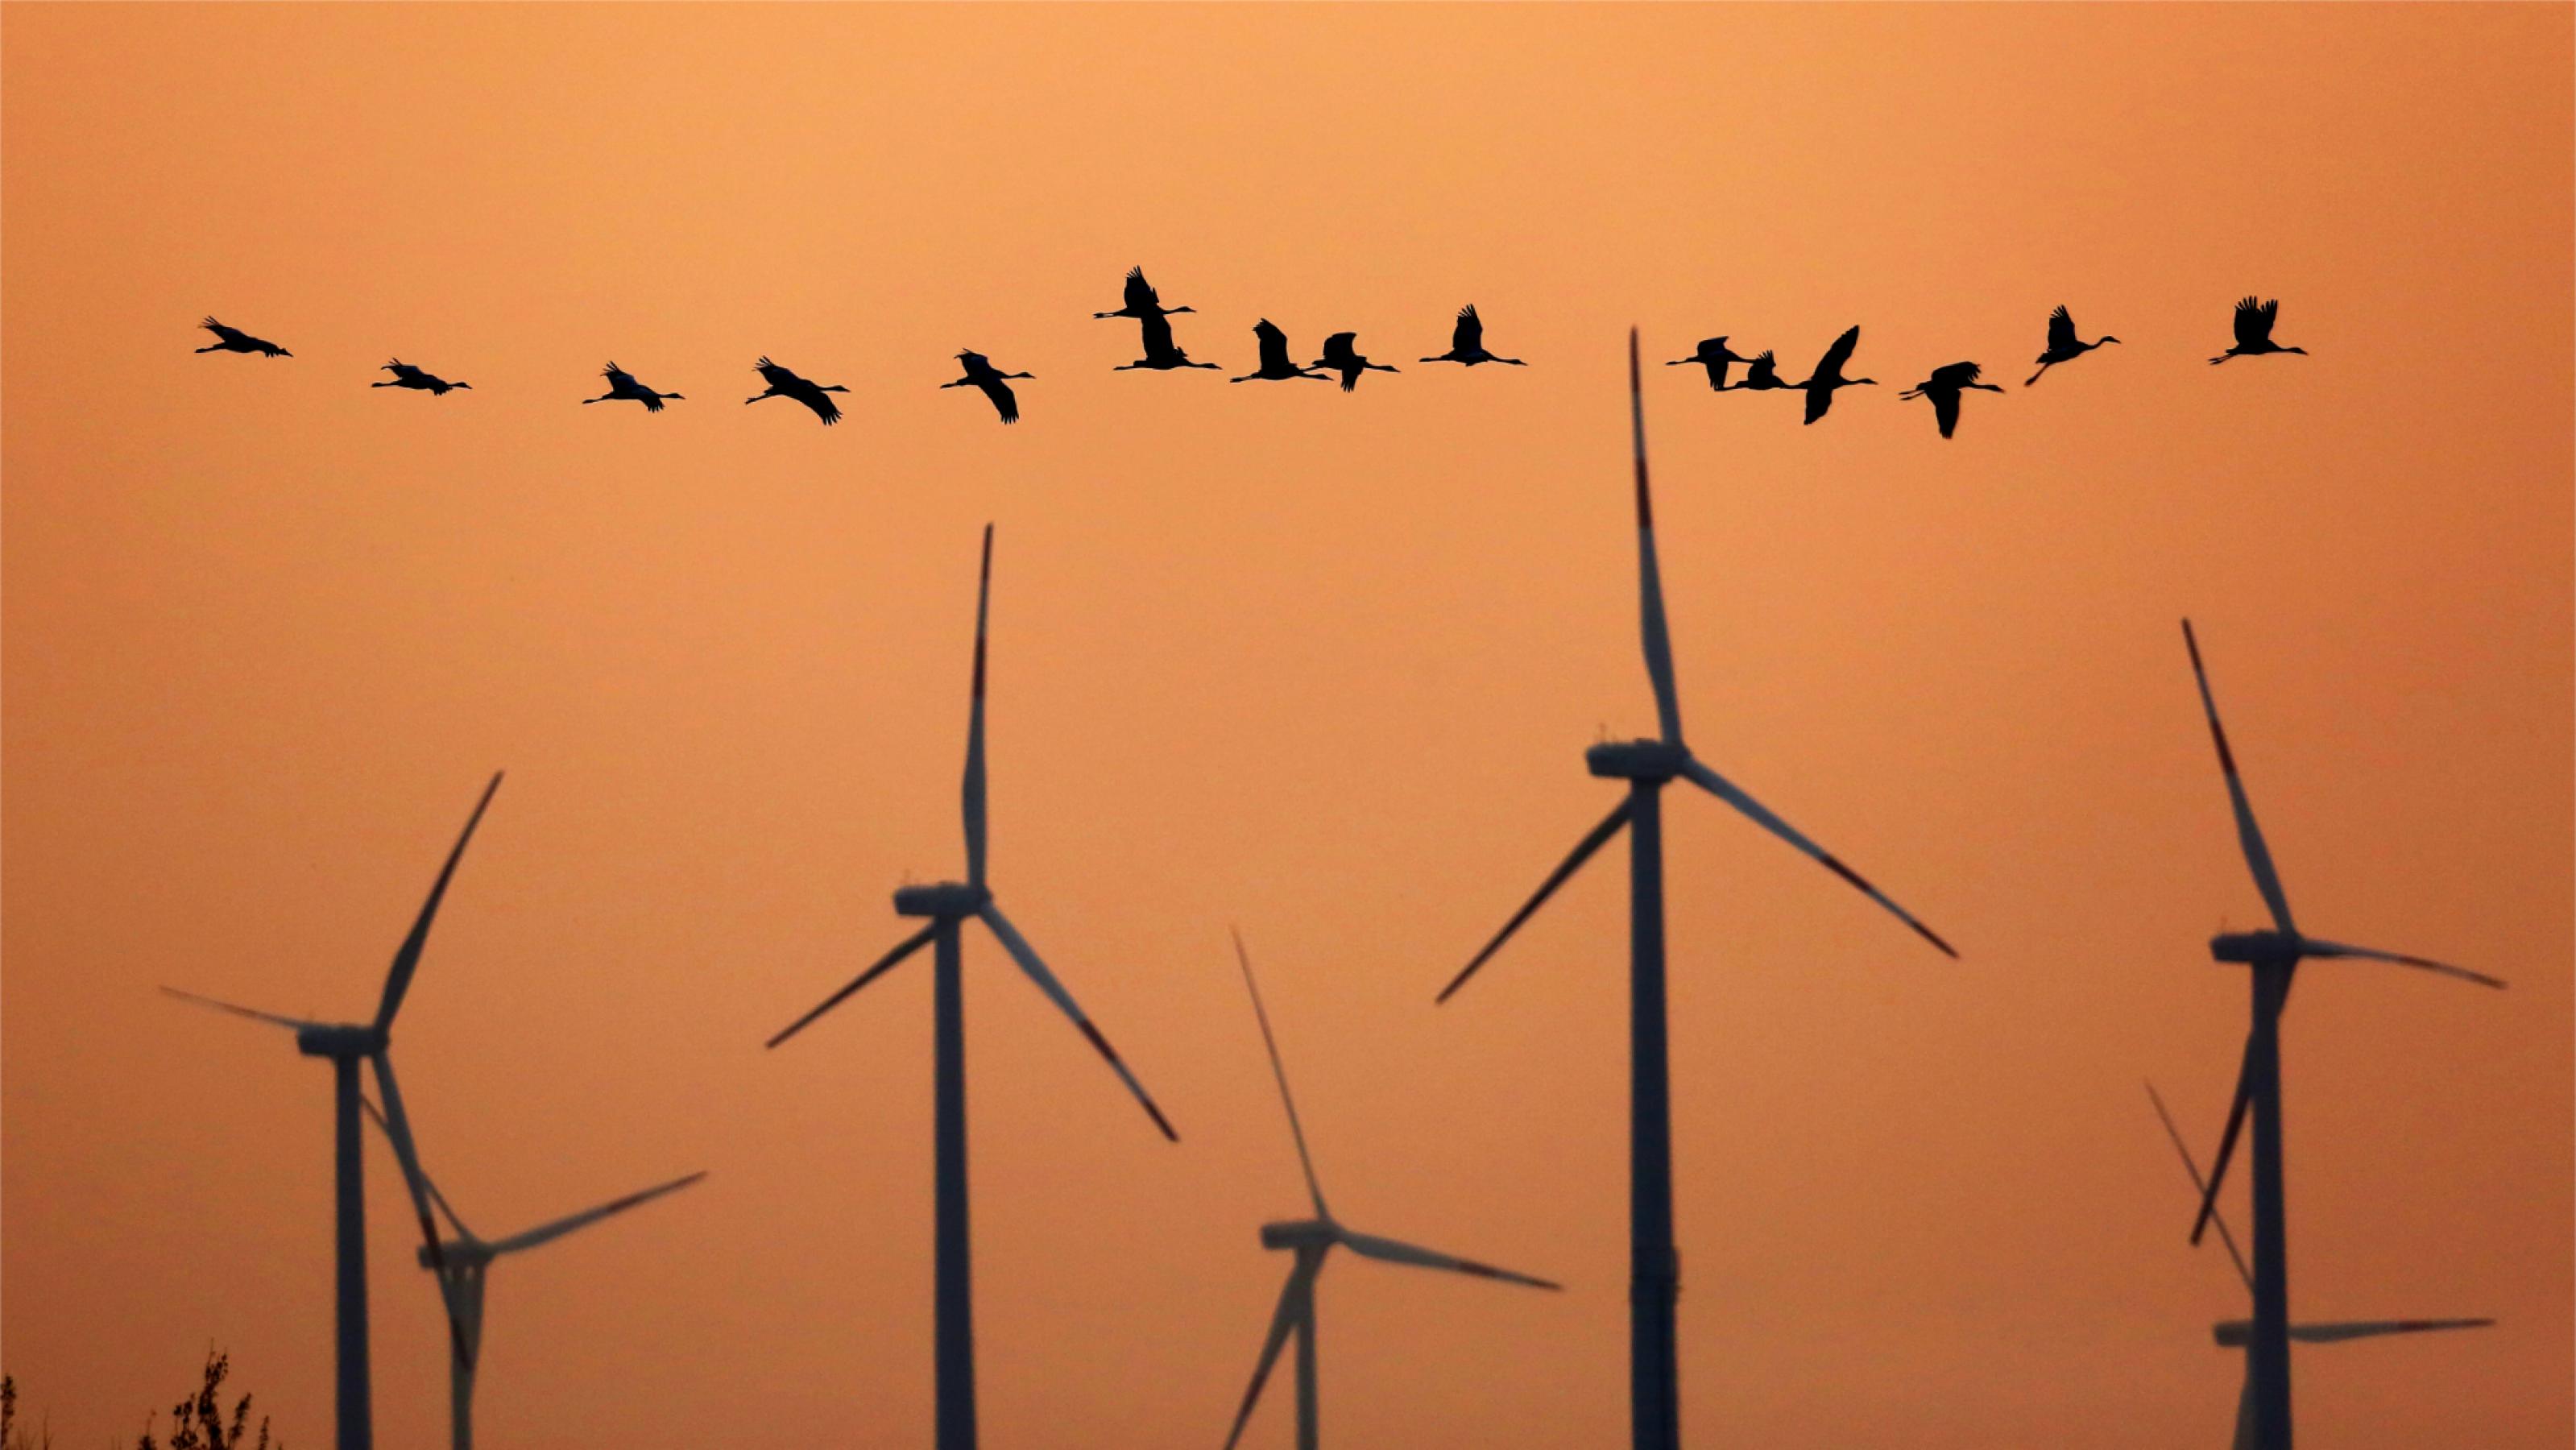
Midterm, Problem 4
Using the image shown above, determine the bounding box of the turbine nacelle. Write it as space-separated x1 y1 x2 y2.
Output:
417 1239 494 1271
1259 1217 1336 1251
2209 930 2304 965
1585 739 1688 780
892 882 992 919
295 1022 388 1058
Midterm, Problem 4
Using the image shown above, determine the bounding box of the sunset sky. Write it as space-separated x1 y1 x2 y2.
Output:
3 5 2569 1447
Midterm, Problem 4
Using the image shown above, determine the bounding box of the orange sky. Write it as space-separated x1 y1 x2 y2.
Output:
3 4 2569 1447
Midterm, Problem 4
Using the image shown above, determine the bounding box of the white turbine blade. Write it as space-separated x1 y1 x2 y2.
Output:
963 524 992 886
2295 937 2505 990
2180 623 2296 934
1676 756 1957 958
1233 928 1328 1219
370 1051 478 1369
1337 1228 1560 1290
2288 1317 2495 1344
360 1095 476 1242
1629 329 1684 744
160 986 322 1033
2144 1080 2251 1292
375 772 504 1033
1222 1257 1319 1450
976 901 1178 1141
487 1170 708 1256
766 922 942 1048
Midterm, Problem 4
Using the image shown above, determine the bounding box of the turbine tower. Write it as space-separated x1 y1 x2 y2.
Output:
1436 332 1955 1450
766 524 1178 1450
1224 930 1559 1449
2146 1083 2493 1448
162 774 503 1450
360 1100 704 1450
2171 620 2504 1450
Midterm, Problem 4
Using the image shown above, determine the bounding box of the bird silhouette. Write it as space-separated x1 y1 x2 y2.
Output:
1094 267 1195 321
744 357 849 425
942 350 1033 424
582 362 682 412
2025 306 2119 386
1791 326 1875 424
1310 332 1398 392
2211 296 2306 364
196 317 291 358
373 360 470 395
1667 337 1749 391
1232 321 1330 383
1722 350 1794 392
1899 361 2004 439
1114 311 1222 372
1420 304 1525 366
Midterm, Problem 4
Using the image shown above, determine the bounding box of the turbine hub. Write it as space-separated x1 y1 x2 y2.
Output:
1586 739 1688 780
295 1023 384 1058
893 882 991 919
2209 930 2301 965
1259 1218 1335 1250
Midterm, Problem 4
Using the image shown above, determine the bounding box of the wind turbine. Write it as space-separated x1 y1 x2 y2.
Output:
161 773 503 1450
1435 331 1955 1450
766 524 1178 1450
1224 930 1559 1450
359 1099 704 1450
2145 1083 2493 1449
2172 619 2504 1450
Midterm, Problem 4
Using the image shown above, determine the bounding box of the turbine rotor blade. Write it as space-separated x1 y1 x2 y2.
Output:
1630 329 1684 744
2146 1080 2251 1291
2295 937 2505 990
765 922 942 1049
1438 797 1634 1004
375 773 504 1032
1234 928 1327 1219
1676 756 1957 958
160 986 323 1033
1223 1257 1320 1450
360 1095 476 1242
2190 1038 2258 1247
976 901 1178 1141
1337 1228 1561 1290
2180 622 2296 934
2288 1317 2495 1344
369 1051 478 1370
964 524 992 886
487 1170 708 1256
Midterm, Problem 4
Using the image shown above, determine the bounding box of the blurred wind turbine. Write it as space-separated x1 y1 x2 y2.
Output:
361 1099 704 1450
1436 331 1954 1450
1224 930 1558 1450
161 774 503 1450
766 524 1178 1450
2172 620 2504 1450
2146 1083 2493 1449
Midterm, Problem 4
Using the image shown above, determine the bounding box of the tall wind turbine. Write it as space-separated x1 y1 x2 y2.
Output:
2145 1083 2493 1449
1435 332 1955 1450
2172 620 2504 1450
360 1100 704 1450
162 773 503 1450
766 524 1178 1450
1224 930 1559 1450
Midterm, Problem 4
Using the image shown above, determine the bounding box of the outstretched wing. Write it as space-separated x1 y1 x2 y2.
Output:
1453 304 1483 351
1124 267 1158 311
1817 325 1861 377
1931 361 1983 388
603 362 640 391
1137 309 1178 358
2047 306 2076 351
1932 388 1961 438
2233 296 2276 348
1321 331 1356 362
1746 350 1779 383
755 357 793 387
1254 318 1290 371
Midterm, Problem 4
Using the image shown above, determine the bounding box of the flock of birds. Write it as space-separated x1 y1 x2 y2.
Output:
193 270 2312 439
